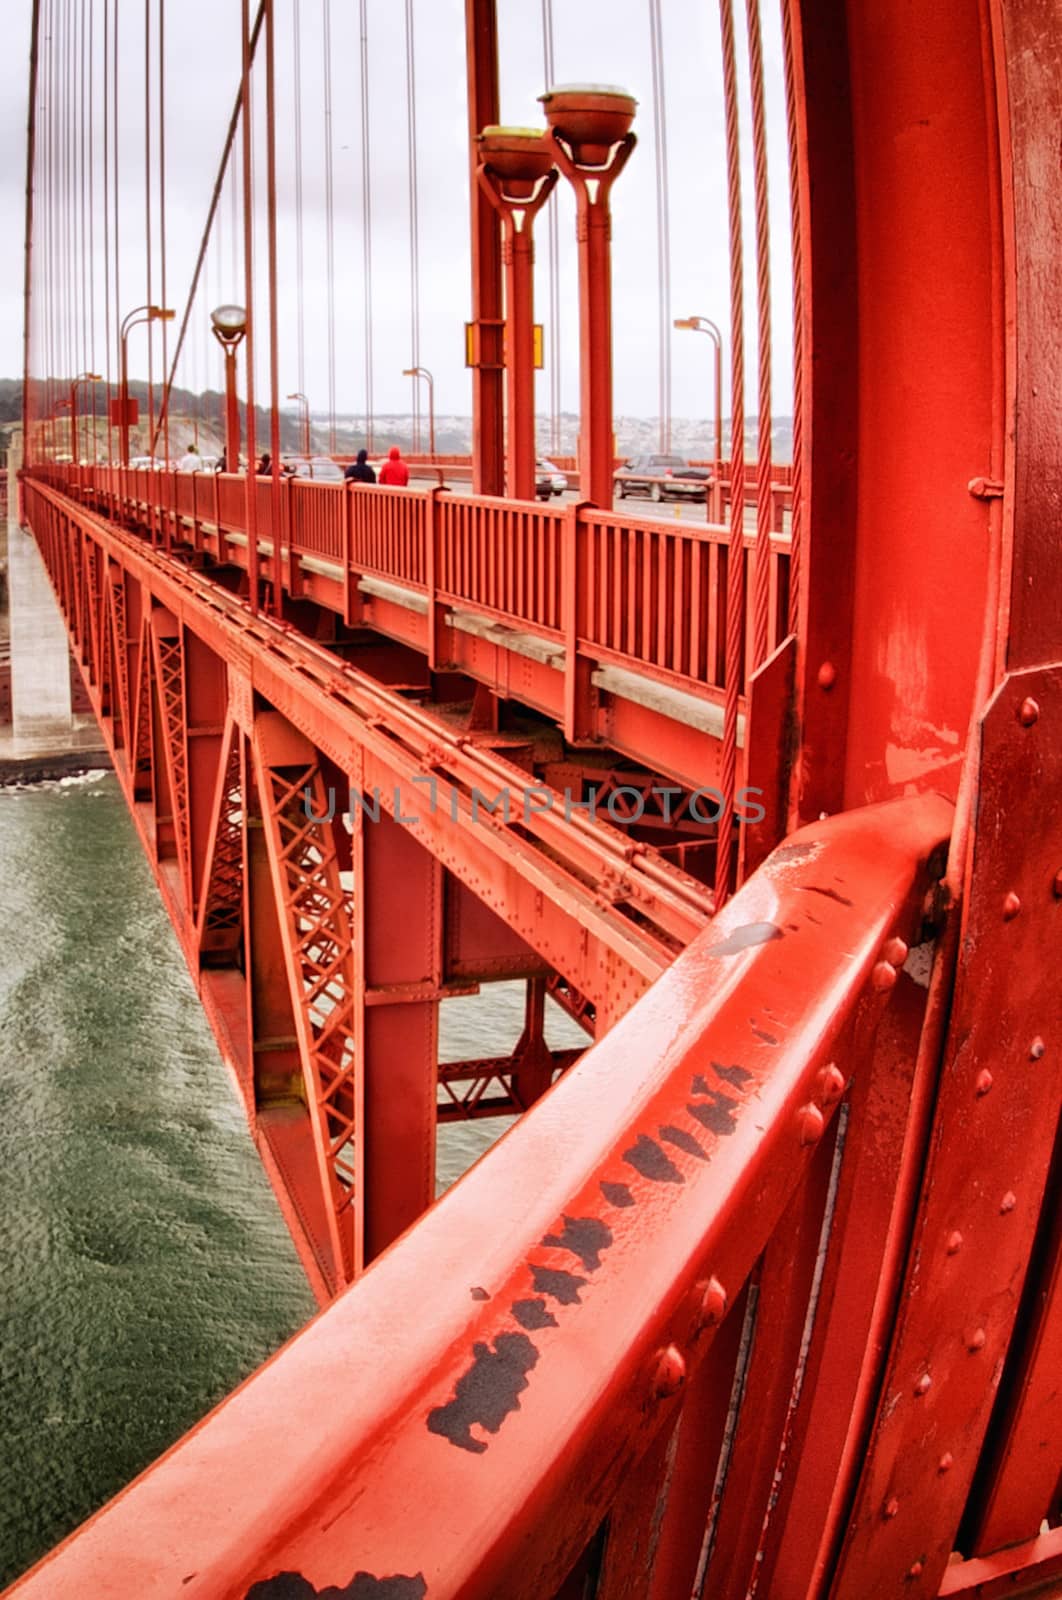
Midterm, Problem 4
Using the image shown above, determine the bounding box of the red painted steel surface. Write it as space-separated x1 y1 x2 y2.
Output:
5 794 950 1598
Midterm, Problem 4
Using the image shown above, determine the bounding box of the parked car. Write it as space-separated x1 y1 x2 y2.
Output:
535 458 569 500
614 453 712 503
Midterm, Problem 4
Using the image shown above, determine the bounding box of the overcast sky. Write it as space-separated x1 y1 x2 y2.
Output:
4 0 793 425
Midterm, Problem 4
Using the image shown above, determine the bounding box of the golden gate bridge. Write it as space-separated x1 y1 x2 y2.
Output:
8 0 1062 1595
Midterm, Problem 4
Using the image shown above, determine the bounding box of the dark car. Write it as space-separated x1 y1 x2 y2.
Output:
614 453 712 503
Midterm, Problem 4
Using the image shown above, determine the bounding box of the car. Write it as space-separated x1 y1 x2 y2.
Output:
613 453 712 503
535 458 569 500
285 455 345 482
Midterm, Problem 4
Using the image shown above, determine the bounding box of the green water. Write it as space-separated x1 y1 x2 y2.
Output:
0 773 316 1586
0 771 585 1586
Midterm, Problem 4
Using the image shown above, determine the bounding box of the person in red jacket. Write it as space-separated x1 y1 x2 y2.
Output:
378 445 410 486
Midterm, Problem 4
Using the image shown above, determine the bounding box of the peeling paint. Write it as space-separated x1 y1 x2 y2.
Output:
541 1215 614 1272
427 1333 539 1453
623 1133 685 1185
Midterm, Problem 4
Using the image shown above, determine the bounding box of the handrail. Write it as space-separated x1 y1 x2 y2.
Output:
5 792 952 1599
36 464 791 702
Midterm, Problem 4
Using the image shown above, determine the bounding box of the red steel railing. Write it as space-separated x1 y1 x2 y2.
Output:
52 464 791 701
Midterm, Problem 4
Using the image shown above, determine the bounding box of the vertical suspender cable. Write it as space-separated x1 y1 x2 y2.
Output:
159 0 169 466
80 0 88 391
541 0 560 456
265 0 282 616
746 0 772 672
782 0 803 640
360 0 374 451
322 0 337 454
20 0 42 466
292 0 306 418
103 0 114 471
714 0 746 909
649 0 672 453
144 0 154 446
113 0 121 398
405 0 422 451
88 0 99 458
241 0 259 611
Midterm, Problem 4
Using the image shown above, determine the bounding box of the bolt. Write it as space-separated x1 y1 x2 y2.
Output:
946 1231 964 1255
700 1277 728 1327
884 936 909 967
817 661 836 690
975 1069 994 1097
967 1328 987 1353
652 1344 687 1398
914 1372 932 1396
1002 892 1022 921
1053 869 1062 899
797 1103 826 1146
872 961 898 992
1000 1191 1017 1214
938 1453 954 1474
884 1497 900 1520
818 1063 846 1105
908 1562 925 1580
1018 697 1040 727
1030 1037 1046 1061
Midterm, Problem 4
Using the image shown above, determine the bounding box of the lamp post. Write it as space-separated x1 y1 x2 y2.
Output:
476 128 557 500
286 391 311 458
119 305 175 466
540 85 636 509
674 316 724 521
211 304 249 472
67 372 102 464
402 366 436 460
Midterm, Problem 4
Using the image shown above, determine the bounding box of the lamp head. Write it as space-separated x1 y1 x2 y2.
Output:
210 303 247 343
539 84 636 167
478 126 554 198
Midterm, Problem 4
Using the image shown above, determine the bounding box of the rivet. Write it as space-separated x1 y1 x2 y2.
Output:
652 1344 687 1399
1053 870 1062 899
975 1069 994 1097
967 1328 987 1353
938 1452 954 1474
817 661 836 690
796 1102 826 1146
884 1497 900 1520
908 1562 924 1580
1018 697 1040 727
872 961 898 992
884 936 909 967
1000 1191 1017 1214
700 1277 728 1327
914 1372 932 1396
1002 892 1022 921
946 1231 964 1255
1030 1037 1046 1061
817 1063 846 1106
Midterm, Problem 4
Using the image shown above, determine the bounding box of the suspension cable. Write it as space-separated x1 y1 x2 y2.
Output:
649 0 672 454
293 0 305 412
715 0 746 908
541 0 560 457
746 0 773 672
405 0 422 451
360 0 374 452
782 0 803 641
322 0 337 454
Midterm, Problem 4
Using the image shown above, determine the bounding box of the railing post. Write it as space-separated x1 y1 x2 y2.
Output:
562 499 594 743
425 484 450 671
343 482 357 627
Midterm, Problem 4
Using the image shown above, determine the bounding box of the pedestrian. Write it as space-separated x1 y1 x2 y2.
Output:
344 448 376 485
177 442 202 472
256 452 272 475
378 445 409 487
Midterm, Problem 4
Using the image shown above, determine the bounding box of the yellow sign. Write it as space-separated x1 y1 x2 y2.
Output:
465 322 544 370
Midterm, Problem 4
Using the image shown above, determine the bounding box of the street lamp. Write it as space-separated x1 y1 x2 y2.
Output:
119 304 175 466
286 391 311 458
402 366 436 459
211 304 248 472
67 372 103 464
540 85 637 509
674 316 724 521
476 127 558 500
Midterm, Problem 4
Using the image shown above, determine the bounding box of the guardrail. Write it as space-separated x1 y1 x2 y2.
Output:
42 464 791 706
3 792 953 1599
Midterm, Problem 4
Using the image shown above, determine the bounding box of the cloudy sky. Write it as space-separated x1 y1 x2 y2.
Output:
3 0 793 427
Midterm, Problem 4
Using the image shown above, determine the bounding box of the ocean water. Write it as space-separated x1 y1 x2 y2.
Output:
0 771 586 1586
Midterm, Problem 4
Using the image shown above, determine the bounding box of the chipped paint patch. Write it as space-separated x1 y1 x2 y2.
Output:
706 922 784 957
244 1570 428 1598
427 1333 539 1453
